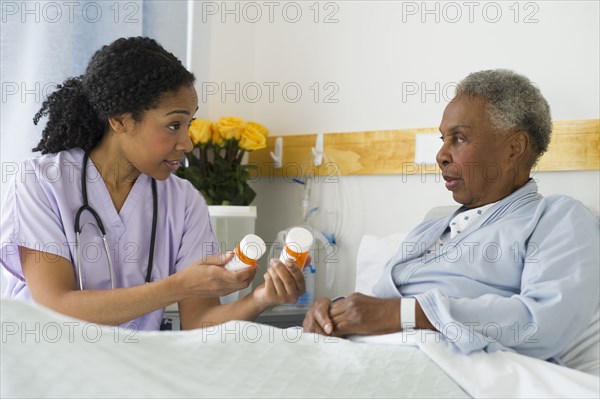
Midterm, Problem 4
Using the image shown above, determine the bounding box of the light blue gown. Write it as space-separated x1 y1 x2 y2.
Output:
373 179 600 363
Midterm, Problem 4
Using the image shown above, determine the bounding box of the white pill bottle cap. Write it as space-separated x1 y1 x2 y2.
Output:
225 234 266 271
285 227 313 253
280 226 314 269
239 234 267 260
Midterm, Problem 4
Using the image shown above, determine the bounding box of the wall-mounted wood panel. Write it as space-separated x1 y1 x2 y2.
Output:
248 119 599 176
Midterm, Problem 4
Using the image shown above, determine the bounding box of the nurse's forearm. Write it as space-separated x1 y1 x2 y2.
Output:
51 276 183 326
181 292 265 329
20 247 185 326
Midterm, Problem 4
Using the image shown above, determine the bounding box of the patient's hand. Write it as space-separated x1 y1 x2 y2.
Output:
303 297 334 335
252 258 306 309
304 293 401 337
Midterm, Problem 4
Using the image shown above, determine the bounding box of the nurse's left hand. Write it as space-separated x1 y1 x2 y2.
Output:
328 293 401 337
252 258 306 309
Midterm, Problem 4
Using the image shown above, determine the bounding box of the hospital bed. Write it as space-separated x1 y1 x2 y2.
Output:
2 228 599 398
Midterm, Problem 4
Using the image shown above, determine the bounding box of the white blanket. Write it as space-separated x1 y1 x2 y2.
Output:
2 299 598 398
351 332 599 398
1 299 466 398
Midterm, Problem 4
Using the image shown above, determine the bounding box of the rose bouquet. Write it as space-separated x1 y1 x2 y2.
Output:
176 116 268 205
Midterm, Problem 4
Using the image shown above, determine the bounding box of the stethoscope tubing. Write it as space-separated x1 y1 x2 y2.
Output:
75 152 157 290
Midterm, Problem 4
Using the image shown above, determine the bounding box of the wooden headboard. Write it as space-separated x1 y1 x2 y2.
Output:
248 119 599 176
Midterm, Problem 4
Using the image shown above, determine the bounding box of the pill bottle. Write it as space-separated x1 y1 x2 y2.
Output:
225 234 267 271
279 226 314 270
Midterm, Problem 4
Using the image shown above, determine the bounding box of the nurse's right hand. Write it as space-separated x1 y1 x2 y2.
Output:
177 252 257 297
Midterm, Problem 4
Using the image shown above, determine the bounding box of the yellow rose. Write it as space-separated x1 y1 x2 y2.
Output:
188 119 212 145
239 121 268 151
211 123 224 146
216 116 246 141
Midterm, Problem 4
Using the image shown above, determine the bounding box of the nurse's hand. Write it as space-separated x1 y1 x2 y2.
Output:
178 252 257 297
252 258 306 309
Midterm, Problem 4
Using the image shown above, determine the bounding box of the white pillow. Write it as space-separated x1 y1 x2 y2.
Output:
355 233 407 295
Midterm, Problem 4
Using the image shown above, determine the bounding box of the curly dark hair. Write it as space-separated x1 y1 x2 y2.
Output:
33 37 196 154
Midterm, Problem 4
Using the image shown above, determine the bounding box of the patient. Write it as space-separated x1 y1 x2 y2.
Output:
303 69 600 375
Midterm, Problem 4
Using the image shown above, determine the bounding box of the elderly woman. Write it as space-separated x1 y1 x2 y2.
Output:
303 69 599 375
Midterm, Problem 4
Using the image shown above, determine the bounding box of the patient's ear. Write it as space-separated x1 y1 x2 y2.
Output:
508 131 530 164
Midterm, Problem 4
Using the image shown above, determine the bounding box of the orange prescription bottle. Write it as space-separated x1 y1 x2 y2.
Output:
225 234 267 271
279 227 314 270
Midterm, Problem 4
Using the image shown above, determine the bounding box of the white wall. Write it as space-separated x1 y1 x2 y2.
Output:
1 1 596 299
190 1 600 298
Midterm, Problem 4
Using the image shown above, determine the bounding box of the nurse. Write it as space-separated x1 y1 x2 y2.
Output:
0 37 305 331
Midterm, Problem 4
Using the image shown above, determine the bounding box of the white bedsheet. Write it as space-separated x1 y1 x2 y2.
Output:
1 299 466 398
2 299 598 398
351 332 599 398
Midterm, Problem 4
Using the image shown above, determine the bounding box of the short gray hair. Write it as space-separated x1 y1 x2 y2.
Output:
456 69 552 167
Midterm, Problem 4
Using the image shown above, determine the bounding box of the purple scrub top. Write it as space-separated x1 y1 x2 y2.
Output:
1 148 219 330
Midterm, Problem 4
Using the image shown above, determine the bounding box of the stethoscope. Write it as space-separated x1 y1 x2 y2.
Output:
75 152 158 290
